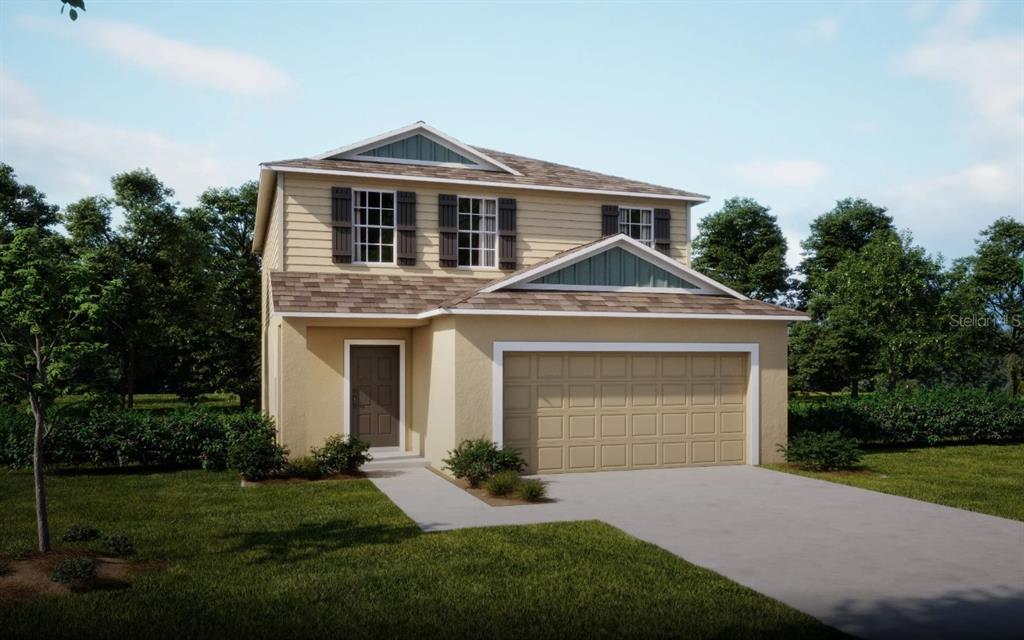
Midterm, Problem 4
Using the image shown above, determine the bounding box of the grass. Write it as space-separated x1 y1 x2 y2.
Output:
53 393 241 411
768 443 1024 521
0 470 843 639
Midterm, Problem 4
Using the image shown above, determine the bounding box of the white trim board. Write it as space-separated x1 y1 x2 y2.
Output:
264 165 709 203
273 309 808 322
491 341 761 466
342 340 407 452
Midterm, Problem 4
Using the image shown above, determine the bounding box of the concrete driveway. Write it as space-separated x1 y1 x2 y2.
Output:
369 465 1024 640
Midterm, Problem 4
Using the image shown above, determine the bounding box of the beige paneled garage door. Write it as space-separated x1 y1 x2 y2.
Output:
502 352 748 473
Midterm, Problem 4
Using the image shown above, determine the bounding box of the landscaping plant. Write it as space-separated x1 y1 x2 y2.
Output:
102 534 135 557
61 523 100 542
483 470 521 497
285 456 324 480
50 558 96 586
778 431 863 471
517 479 548 503
311 434 372 474
227 423 287 482
443 439 525 487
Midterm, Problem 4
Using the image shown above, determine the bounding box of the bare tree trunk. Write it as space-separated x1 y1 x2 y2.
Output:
850 379 860 399
29 395 50 553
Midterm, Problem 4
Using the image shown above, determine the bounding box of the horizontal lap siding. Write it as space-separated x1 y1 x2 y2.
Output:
283 173 690 275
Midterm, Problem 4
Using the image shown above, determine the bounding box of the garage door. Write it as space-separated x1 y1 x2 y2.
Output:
502 352 748 473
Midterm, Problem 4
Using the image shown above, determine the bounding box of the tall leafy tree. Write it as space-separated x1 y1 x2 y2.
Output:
798 198 894 306
1 163 59 239
692 197 792 303
791 230 944 395
0 173 108 552
185 182 261 407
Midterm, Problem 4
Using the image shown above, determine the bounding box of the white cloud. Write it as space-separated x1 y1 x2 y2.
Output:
733 160 830 188
812 17 839 41
907 1 937 23
0 68 242 207
20 16 290 95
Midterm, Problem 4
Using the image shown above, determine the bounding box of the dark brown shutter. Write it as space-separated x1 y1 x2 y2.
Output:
601 205 620 236
498 197 517 270
331 187 352 263
438 194 458 267
396 191 417 265
654 208 671 254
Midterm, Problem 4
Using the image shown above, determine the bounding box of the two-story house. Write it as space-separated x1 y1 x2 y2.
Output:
253 122 806 474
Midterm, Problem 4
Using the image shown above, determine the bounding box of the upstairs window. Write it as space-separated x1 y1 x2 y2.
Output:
354 190 395 263
619 207 653 246
458 196 497 267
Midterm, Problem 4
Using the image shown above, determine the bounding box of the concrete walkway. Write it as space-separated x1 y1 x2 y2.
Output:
368 465 1024 640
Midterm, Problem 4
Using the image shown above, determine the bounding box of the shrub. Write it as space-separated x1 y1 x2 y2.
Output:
51 558 96 585
483 470 521 496
779 431 863 471
443 439 525 488
227 421 288 481
102 534 135 557
517 479 548 502
62 524 100 543
286 456 324 480
312 435 373 474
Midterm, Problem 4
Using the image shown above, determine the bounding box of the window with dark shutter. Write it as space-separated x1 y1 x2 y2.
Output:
396 191 417 265
654 208 671 254
498 197 517 270
331 187 353 263
438 193 458 267
601 205 620 236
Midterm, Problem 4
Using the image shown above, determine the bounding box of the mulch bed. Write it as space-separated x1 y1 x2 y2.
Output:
0 548 165 606
427 467 552 507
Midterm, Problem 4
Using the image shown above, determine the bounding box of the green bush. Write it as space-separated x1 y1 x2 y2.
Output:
286 456 324 480
778 431 863 471
443 439 525 488
61 524 100 543
0 405 275 471
227 422 288 481
517 479 548 502
50 558 96 585
789 387 1024 445
312 435 372 474
102 534 135 557
483 470 521 496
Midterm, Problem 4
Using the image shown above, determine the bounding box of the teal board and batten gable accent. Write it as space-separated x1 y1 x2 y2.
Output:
531 247 699 289
359 134 475 165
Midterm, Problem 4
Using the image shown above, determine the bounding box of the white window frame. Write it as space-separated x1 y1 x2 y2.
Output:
352 189 397 265
618 207 654 247
456 195 498 270
491 341 761 465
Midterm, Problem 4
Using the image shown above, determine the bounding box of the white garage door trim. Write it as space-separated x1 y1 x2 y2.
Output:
492 342 760 465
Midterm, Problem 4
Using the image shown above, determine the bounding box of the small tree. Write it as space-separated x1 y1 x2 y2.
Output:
692 197 792 303
0 228 107 552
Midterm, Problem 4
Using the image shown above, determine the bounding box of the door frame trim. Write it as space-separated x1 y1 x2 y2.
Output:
343 339 406 451
491 341 760 465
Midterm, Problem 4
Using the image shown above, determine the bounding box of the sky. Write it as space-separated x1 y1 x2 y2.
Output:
1 0 1021 267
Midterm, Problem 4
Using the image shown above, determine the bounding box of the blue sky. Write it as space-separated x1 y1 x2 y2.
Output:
1 0 1021 266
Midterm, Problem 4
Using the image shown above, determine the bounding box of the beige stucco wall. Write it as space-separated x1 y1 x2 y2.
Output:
447 316 791 467
412 317 457 468
282 172 692 275
275 318 415 457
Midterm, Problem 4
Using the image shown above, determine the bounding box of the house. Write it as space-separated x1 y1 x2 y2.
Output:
253 122 807 474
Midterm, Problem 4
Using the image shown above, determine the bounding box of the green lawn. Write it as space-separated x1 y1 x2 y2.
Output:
0 470 842 639
768 443 1024 521
55 393 241 411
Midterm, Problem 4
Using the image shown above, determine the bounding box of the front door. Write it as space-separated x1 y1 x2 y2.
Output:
350 345 400 447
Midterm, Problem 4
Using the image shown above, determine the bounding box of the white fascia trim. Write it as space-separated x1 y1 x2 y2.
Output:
252 167 278 253
479 233 746 299
343 340 406 452
514 283 718 294
271 308 807 322
491 341 761 465
265 165 708 203
311 122 524 176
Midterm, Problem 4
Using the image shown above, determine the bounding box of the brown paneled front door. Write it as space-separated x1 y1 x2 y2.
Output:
350 345 400 447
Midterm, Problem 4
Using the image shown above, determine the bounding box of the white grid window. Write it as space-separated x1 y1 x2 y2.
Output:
619 207 653 246
354 190 395 263
457 197 497 267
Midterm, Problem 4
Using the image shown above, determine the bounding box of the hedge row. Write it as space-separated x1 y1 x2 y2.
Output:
789 387 1024 445
0 405 275 470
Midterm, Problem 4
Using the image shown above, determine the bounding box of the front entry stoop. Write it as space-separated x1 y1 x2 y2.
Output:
363 447 427 470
